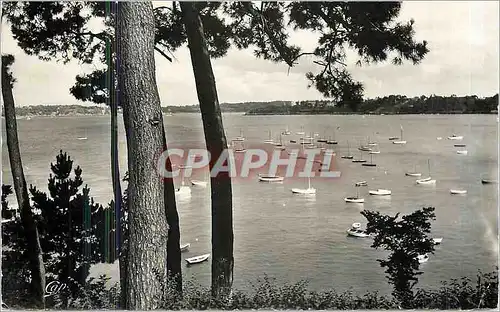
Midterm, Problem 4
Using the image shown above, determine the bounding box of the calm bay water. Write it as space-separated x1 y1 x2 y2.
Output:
2 113 498 295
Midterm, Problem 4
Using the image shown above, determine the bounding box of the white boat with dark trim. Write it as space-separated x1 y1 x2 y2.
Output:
405 164 421 177
186 253 210 265
264 130 274 144
450 189 467 194
233 129 245 141
259 175 284 183
341 141 354 159
345 186 364 203
291 176 316 195
369 189 391 196
393 125 407 144
456 150 468 155
416 159 436 185
191 180 208 187
344 197 364 203
416 254 429 263
180 243 190 252
346 223 371 238
369 150 380 154
447 134 463 140
355 181 368 187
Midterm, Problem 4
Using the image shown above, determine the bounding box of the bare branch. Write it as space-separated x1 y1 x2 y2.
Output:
154 46 173 62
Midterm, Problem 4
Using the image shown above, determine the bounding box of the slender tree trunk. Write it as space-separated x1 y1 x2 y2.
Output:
117 2 169 309
2 55 46 308
163 128 182 295
109 1 123 265
180 2 234 298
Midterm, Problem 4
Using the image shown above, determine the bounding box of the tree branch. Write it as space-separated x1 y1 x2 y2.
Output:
243 2 294 67
154 46 173 62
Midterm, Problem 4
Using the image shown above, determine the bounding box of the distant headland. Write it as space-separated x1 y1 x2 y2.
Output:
3 94 498 117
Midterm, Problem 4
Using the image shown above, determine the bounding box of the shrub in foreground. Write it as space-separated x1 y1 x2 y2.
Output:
3 272 497 310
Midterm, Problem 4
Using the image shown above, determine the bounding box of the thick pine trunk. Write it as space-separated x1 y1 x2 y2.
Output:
2 55 46 308
117 3 169 309
180 2 234 298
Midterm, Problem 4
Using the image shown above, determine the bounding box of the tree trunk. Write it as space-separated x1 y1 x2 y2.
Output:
180 2 234 298
109 1 123 266
117 3 169 309
2 55 46 308
163 128 182 295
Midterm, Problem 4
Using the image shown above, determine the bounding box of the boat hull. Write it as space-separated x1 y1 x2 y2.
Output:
369 189 391 196
450 189 467 194
186 254 210 265
405 173 422 177
392 140 407 144
344 197 364 203
416 179 436 185
259 176 284 182
291 188 316 195
346 229 370 238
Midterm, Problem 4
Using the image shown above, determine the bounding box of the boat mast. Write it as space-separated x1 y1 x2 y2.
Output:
347 140 351 156
307 175 311 189
400 125 404 140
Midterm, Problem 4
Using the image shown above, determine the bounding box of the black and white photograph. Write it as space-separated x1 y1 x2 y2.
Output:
1 1 498 310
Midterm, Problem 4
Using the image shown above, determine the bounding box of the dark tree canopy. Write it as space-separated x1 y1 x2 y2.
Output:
3 1 428 110
361 207 436 306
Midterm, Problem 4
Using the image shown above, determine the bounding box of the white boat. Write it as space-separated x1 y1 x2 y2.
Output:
481 179 498 184
291 176 316 194
436 137 442 140
405 164 421 177
388 136 399 140
369 150 380 154
77 137 88 140
416 177 436 185
450 189 467 194
191 180 208 187
346 223 371 238
264 130 274 144
447 134 463 140
186 253 210 265
296 126 305 135
341 140 354 159
344 197 365 203
416 254 429 263
233 129 245 141
355 181 368 187
258 175 284 182
432 238 443 245
180 243 190 252
369 189 391 196
345 186 364 203
456 150 468 155
392 125 406 144
175 185 191 195
406 172 422 177
282 126 291 135
358 146 372 152
416 159 436 185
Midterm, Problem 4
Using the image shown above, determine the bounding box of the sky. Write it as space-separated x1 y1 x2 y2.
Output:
1 1 498 107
